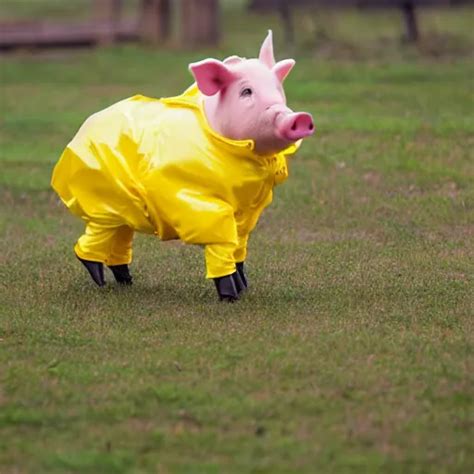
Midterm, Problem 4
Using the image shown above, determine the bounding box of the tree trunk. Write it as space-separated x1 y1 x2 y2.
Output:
94 0 122 45
139 0 171 44
180 0 220 47
278 0 294 46
401 1 419 42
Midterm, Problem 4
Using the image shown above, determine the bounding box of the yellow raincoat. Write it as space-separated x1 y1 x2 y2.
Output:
51 84 300 278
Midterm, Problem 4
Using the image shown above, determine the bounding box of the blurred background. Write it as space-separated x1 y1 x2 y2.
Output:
1 3 473 473
1 0 473 54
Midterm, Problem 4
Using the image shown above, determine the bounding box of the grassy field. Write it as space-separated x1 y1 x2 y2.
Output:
1 2 473 473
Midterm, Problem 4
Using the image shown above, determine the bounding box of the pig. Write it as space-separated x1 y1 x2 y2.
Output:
51 30 314 302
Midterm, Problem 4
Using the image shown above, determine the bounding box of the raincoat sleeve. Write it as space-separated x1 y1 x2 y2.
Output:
233 190 273 263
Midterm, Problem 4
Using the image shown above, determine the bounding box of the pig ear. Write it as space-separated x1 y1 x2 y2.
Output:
188 59 238 96
223 55 244 65
259 29 275 68
273 59 295 82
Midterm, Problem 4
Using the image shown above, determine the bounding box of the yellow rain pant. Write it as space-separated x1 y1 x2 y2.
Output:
51 84 300 278
75 224 134 266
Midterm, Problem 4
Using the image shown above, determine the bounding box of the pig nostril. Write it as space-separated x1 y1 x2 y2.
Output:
291 123 297 131
309 123 314 130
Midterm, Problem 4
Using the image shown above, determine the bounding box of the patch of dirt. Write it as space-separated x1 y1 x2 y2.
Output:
127 417 155 433
363 171 382 187
172 410 202 434
437 181 460 199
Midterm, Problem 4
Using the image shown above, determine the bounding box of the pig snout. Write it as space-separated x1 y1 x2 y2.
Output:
276 112 314 142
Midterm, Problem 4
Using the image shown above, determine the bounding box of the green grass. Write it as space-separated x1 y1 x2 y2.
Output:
1 3 473 474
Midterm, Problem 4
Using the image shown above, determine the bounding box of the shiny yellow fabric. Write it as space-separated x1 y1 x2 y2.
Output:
51 84 300 278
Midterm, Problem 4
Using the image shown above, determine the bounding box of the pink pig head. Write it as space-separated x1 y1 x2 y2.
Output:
189 30 314 155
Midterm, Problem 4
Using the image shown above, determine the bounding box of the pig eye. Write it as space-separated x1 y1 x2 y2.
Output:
240 87 253 98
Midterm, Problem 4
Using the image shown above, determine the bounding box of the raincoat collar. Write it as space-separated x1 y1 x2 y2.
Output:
160 84 301 162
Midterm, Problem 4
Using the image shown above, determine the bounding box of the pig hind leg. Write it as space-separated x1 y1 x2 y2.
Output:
75 223 134 286
108 264 132 285
107 225 134 285
76 255 105 287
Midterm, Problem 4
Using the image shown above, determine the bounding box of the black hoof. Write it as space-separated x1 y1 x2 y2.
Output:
214 273 239 302
236 262 248 289
232 271 245 294
76 255 105 287
108 264 133 285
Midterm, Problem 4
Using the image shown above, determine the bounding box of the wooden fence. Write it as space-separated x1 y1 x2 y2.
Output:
249 0 467 43
0 0 219 50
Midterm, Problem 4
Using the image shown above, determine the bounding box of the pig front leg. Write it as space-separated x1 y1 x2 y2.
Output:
236 262 248 289
213 263 247 302
205 242 246 302
108 264 133 285
214 271 245 302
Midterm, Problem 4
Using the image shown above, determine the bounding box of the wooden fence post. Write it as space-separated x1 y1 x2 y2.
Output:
277 0 294 46
139 0 171 44
401 1 419 42
180 0 220 47
94 0 122 45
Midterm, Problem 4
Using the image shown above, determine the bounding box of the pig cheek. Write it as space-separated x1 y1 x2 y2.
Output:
262 108 281 140
218 95 242 138
247 114 276 148
230 99 257 140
